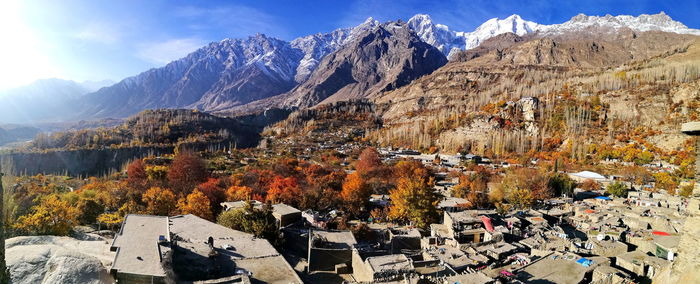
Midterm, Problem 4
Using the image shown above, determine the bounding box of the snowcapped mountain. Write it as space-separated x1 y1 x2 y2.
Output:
407 12 700 58
81 34 305 118
291 17 380 83
283 21 447 108
53 11 700 121
541 12 700 36
408 14 542 57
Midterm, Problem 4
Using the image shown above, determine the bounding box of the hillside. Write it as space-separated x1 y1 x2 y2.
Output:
280 22 447 108
24 109 261 151
360 31 700 170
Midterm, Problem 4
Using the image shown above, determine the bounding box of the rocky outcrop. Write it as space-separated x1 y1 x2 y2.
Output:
282 22 447 108
6 235 114 284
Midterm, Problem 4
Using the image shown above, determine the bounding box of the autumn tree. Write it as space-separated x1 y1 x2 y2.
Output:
142 187 178 216
501 168 552 206
356 147 382 176
126 159 148 191
146 165 168 181
178 189 213 221
653 172 679 194
679 183 694 197
14 194 78 236
506 187 534 209
168 151 208 194
96 212 123 230
340 172 371 216
621 166 652 185
388 175 439 229
266 176 301 206
452 168 492 208
393 160 430 181
196 178 226 214
226 185 254 201
580 179 600 191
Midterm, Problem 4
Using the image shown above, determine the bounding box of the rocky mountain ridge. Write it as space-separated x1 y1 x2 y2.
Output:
4 12 699 124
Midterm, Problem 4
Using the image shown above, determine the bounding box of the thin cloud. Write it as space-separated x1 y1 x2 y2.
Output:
73 21 125 45
173 4 289 39
137 38 207 65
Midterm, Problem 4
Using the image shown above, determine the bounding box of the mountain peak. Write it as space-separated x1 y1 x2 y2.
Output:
409 14 433 23
552 11 697 35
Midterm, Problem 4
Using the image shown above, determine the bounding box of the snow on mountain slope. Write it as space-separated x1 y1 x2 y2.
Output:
408 14 542 57
69 11 700 120
408 12 700 58
291 17 379 83
541 12 700 36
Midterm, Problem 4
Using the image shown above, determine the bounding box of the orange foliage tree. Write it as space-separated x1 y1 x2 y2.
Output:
341 172 371 216
226 185 254 201
196 178 226 214
142 187 178 216
178 189 213 220
580 179 600 191
393 160 430 181
266 176 301 206
126 159 148 191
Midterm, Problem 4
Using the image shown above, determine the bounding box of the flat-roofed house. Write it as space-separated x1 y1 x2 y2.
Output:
110 214 170 283
110 214 302 284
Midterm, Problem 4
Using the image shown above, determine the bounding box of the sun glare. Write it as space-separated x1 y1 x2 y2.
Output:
0 0 59 90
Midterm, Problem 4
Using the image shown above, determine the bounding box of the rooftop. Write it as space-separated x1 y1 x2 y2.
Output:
110 214 169 277
311 230 357 249
113 214 302 284
366 254 413 273
515 253 607 284
271 203 301 216
681 121 700 135
169 214 301 283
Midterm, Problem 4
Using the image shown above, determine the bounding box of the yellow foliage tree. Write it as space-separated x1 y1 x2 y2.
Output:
96 212 123 230
225 185 253 201
142 187 178 216
178 189 213 221
388 176 439 228
14 194 79 236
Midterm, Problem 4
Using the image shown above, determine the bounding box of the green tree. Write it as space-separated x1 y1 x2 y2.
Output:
76 198 105 225
548 173 576 197
606 182 628 197
217 202 277 242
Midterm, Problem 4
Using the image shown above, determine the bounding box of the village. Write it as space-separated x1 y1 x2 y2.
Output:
101 122 700 284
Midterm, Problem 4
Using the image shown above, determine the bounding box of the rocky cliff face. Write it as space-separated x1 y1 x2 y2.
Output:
281 22 447 108
81 34 303 118
367 29 700 153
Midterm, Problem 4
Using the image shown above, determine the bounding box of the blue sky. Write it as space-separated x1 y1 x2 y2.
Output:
1 0 699 90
